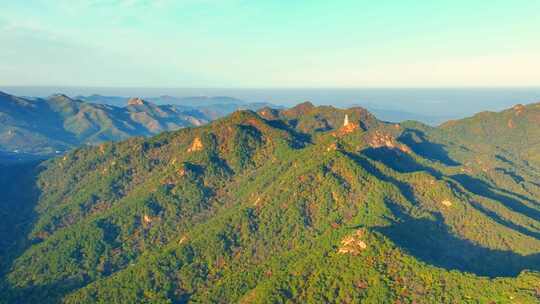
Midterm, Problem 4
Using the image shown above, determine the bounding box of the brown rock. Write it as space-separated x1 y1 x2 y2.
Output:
513 104 525 115
441 200 452 207
187 137 204 152
127 97 146 106
143 214 153 224
368 131 410 153
338 229 368 255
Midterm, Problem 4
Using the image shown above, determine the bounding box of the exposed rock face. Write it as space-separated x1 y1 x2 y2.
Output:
178 167 186 176
331 115 359 136
338 229 367 255
143 214 153 224
367 131 410 153
258 107 280 120
513 104 525 116
508 119 515 129
178 235 188 244
460 166 473 174
187 137 204 152
441 200 452 207
253 197 262 206
127 97 147 106
326 142 339 152
339 122 358 135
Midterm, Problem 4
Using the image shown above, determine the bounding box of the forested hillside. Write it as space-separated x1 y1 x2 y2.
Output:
1 102 540 303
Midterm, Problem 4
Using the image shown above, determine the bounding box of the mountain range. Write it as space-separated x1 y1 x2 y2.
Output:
1 100 540 303
0 91 274 159
79 94 451 125
76 94 273 120
77 94 248 108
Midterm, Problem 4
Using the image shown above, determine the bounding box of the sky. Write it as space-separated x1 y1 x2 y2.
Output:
1 0 540 88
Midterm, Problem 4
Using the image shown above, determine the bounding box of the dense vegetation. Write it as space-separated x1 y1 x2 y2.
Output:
1 102 540 303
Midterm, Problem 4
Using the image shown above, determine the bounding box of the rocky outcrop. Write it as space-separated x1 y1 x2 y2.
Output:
143 214 153 224
507 118 515 129
367 131 410 153
326 142 339 152
187 137 204 152
335 122 359 136
513 104 525 116
441 200 452 207
338 229 367 255
127 97 147 106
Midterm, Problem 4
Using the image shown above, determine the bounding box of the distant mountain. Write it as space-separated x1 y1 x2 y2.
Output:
0 91 209 156
78 94 449 125
2 101 540 303
76 95 248 107
73 94 128 107
77 94 277 118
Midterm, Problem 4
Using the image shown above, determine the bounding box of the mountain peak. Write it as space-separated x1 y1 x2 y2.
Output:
49 93 73 101
282 101 316 116
47 94 79 107
294 101 315 111
127 97 148 106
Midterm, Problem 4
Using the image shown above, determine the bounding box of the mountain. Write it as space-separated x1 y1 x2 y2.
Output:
151 95 247 107
73 95 129 107
438 103 540 166
1 102 540 303
77 94 278 120
76 95 247 108
74 94 451 125
0 92 209 156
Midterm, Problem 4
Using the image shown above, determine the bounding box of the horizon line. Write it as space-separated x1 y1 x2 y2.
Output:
2 85 540 90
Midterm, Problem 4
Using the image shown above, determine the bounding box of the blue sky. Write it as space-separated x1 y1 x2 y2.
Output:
1 0 539 87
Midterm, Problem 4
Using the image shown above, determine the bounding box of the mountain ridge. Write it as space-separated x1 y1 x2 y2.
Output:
1 101 540 302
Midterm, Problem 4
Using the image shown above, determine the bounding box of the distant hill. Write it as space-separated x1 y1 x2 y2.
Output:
1 101 540 303
77 94 277 119
76 95 247 107
75 94 452 125
73 94 129 107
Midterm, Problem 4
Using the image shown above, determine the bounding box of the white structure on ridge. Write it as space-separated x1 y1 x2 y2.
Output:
344 114 350 127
